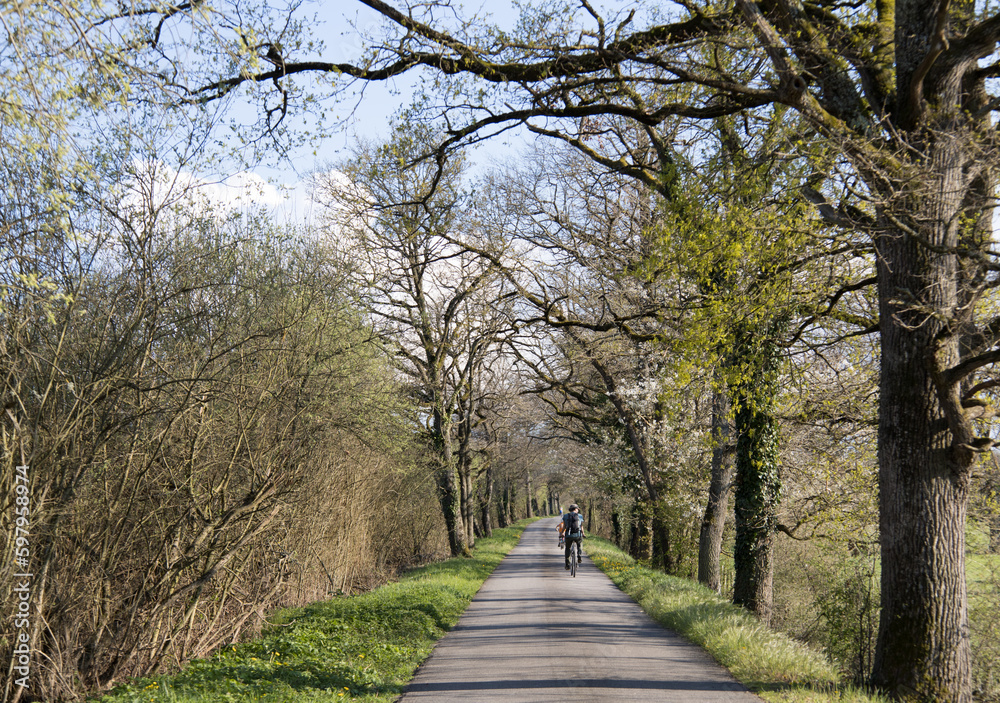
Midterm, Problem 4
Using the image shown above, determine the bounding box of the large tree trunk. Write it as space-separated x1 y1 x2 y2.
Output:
630 501 653 561
496 477 510 529
461 466 476 549
457 395 477 549
611 507 623 547
866 3 980 697
435 463 465 557
462 467 476 548
731 404 779 623
651 509 675 573
870 210 972 699
699 382 733 592
525 469 534 518
434 416 467 557
456 436 475 550
479 461 494 538
729 328 781 624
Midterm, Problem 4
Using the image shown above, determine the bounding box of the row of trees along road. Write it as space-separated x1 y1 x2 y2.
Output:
0 5 525 701
1 10 556 694
313 122 520 556
4 0 1000 701
470 110 873 612
154 0 1000 698
158 0 1000 701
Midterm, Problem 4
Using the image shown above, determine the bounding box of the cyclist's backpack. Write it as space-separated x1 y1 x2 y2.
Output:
565 513 583 538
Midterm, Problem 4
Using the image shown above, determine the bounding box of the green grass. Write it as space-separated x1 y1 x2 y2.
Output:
968 552 1000 586
95 524 902 703
586 538 889 703
968 553 1000 701
91 521 532 703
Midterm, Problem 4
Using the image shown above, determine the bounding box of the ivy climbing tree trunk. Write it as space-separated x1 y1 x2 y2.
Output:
729 327 783 624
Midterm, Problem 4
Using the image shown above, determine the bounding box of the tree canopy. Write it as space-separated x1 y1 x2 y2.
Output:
6 0 1000 699
153 0 1000 697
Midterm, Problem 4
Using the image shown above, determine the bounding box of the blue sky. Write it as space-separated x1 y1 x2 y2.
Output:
231 0 524 221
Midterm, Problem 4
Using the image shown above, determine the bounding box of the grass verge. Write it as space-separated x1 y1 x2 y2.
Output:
586 538 889 703
92 521 532 703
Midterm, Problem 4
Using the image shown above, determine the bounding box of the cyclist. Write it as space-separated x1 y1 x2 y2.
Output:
556 519 565 548
562 504 584 570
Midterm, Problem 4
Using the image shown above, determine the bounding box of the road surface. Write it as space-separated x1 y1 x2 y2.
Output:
397 518 763 702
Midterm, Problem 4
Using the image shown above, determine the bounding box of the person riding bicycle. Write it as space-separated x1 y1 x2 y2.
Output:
556 519 566 547
562 504 584 570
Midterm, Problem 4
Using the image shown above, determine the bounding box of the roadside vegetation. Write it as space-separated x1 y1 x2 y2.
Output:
587 538 886 703
93 524 899 703
968 550 1000 700
6 2 1000 702
90 521 532 703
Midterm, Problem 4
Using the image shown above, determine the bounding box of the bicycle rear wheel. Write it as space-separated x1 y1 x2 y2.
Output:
570 541 578 577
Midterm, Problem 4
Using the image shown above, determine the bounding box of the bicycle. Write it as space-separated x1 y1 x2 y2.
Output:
569 540 580 577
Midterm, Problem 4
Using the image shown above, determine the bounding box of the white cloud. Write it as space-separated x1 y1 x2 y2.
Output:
120 161 317 225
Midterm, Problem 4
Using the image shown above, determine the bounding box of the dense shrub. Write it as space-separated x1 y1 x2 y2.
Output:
1 196 438 701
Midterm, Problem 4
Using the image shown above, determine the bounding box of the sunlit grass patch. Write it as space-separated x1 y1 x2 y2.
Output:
968 553 1000 586
968 553 1000 701
91 521 533 703
586 538 888 703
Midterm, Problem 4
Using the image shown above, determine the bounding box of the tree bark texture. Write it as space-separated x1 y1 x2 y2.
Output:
460 466 475 549
434 416 467 557
435 464 466 557
699 383 733 592
458 394 477 549
652 513 675 574
496 478 511 529
479 461 494 538
731 404 779 624
871 160 973 701
863 0 983 691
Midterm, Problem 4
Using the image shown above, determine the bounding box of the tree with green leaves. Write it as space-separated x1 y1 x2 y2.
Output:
642 111 811 620
1 4 444 699
479 114 848 618
471 140 698 572
128 0 1000 694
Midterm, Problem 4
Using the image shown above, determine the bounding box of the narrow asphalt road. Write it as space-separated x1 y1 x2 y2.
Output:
397 518 763 702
